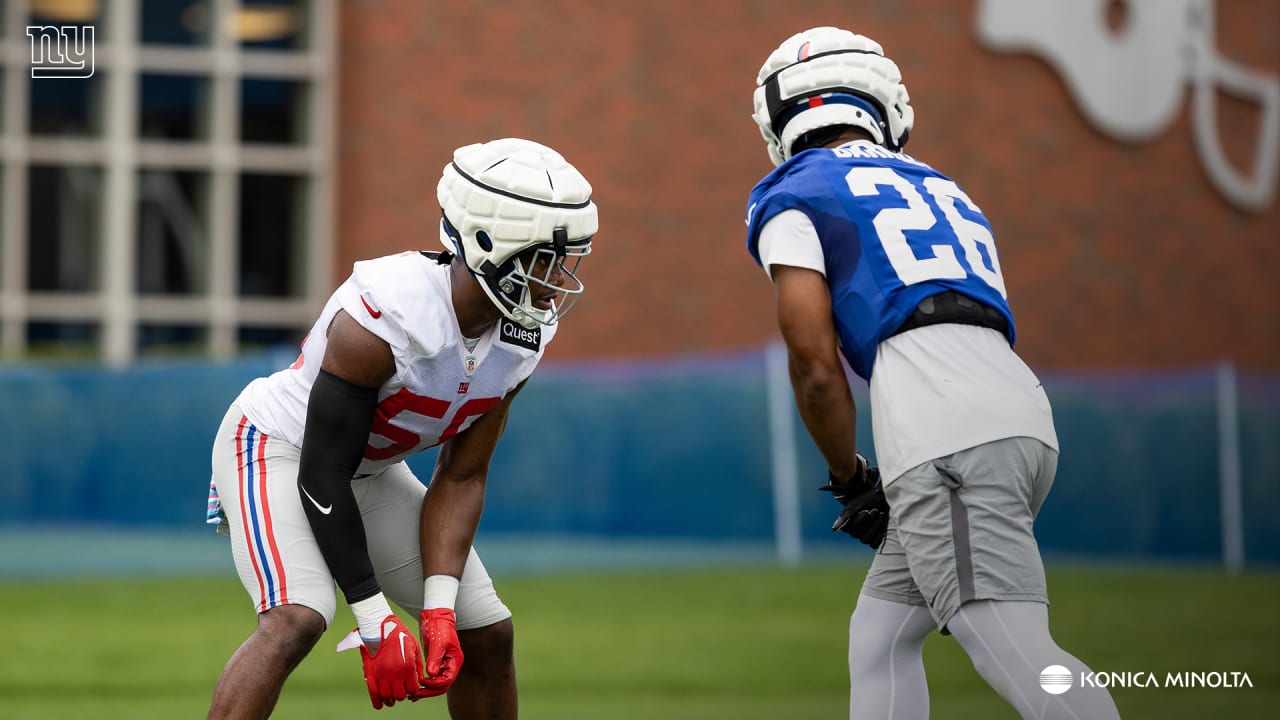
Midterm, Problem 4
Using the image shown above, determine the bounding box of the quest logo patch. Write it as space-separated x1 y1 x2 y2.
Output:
498 318 541 351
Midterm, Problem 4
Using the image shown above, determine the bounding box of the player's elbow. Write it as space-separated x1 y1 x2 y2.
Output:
788 342 840 380
431 469 489 492
788 351 845 402
793 373 842 408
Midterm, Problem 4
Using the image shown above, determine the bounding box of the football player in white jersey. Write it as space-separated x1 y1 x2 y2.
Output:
745 28 1119 719
205 137 597 718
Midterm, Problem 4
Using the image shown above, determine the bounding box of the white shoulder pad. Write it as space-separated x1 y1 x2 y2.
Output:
341 252 453 357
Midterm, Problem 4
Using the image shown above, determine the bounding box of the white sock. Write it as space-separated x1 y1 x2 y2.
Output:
848 593 935 720
947 600 1120 720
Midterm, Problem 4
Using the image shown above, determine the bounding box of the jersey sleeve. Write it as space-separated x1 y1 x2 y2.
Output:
337 253 456 360
757 209 827 281
745 159 823 268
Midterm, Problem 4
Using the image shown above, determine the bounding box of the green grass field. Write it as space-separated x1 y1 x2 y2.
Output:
1 563 1276 719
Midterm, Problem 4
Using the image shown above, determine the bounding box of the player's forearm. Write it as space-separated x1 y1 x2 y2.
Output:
419 473 486 579
298 368 382 604
789 362 861 480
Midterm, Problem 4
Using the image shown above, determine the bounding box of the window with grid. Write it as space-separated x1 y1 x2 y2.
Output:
0 0 335 364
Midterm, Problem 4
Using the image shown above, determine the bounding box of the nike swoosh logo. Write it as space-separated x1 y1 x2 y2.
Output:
360 295 382 319
300 485 332 515
399 631 409 662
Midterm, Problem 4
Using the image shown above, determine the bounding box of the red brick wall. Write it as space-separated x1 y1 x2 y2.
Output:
337 0 1280 370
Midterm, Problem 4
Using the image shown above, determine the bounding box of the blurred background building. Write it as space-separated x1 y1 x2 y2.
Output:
0 0 1277 570
4 0 333 363
2 0 1275 368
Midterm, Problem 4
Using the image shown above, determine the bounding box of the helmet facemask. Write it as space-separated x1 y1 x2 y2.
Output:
437 137 599 330
474 226 592 328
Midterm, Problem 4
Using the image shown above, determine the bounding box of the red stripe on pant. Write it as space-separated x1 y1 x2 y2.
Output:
234 416 270 609
255 427 289 606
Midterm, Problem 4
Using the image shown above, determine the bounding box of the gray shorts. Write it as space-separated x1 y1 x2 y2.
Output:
861 436 1057 631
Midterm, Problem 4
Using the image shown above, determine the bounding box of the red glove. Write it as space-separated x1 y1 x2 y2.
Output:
418 607 464 695
357 614 429 709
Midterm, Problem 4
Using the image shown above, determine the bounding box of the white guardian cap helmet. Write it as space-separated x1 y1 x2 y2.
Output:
438 138 598 329
753 26 915 165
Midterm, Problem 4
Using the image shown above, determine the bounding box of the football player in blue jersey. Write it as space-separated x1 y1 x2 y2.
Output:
745 27 1120 720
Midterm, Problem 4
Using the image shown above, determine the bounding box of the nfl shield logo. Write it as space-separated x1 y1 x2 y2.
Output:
464 355 478 375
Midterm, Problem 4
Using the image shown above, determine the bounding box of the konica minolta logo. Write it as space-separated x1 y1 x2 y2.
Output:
498 318 541 351
1040 666 1254 693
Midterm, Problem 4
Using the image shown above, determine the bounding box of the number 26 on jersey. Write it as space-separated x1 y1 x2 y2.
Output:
846 167 1008 298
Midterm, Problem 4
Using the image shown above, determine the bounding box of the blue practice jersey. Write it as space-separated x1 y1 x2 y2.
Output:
745 142 1016 380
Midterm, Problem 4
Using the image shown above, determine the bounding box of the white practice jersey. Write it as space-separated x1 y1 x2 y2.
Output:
236 251 553 475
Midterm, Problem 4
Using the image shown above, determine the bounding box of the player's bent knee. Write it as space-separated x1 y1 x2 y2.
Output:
257 604 327 664
849 602 900 654
458 618 515 671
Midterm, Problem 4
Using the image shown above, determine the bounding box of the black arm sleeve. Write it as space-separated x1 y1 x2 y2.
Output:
298 368 382 605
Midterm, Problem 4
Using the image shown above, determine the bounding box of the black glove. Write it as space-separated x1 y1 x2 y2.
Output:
819 454 890 549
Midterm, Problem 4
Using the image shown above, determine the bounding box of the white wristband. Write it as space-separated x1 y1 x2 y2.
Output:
351 593 394 641
423 574 460 611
